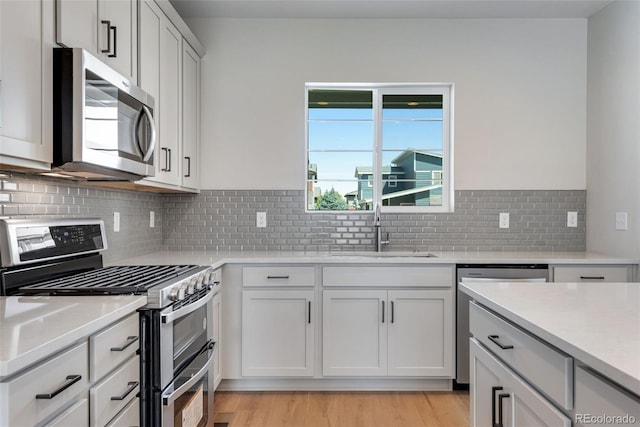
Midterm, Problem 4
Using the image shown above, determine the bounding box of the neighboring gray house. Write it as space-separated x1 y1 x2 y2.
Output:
355 150 443 208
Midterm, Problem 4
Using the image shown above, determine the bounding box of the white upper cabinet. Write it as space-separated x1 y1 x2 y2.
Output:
0 0 54 171
56 0 138 82
138 0 182 187
181 41 200 190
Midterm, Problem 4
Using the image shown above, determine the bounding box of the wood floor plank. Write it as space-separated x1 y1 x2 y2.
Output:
214 390 470 427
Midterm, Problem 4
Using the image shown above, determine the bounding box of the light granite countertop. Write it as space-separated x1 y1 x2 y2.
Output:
109 250 640 268
0 295 147 378
460 281 640 397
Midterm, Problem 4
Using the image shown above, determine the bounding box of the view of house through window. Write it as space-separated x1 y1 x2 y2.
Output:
306 84 453 212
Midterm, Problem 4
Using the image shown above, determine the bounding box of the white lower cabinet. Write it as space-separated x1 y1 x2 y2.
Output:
242 290 315 377
574 366 640 427
323 289 453 377
212 291 223 389
0 311 141 426
470 338 572 427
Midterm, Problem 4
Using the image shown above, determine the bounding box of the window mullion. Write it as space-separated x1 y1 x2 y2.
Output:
373 88 382 210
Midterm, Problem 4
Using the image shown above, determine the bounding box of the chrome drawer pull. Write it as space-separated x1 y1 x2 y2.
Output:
579 276 605 280
36 375 81 399
267 275 289 279
111 381 139 401
111 336 139 352
488 335 514 350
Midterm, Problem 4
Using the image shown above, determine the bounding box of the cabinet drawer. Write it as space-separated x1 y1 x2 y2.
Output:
90 355 140 426
552 265 631 282
574 367 640 426
45 398 88 426
469 302 573 410
242 266 315 287
322 266 453 287
106 395 140 427
90 312 139 381
0 341 89 426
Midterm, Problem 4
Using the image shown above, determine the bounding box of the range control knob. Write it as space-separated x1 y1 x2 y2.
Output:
195 275 205 290
168 286 186 301
187 279 196 295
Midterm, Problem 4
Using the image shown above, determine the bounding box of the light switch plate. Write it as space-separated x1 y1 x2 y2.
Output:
499 212 509 229
615 212 628 230
567 211 578 227
114 212 120 232
150 211 155 228
256 212 267 228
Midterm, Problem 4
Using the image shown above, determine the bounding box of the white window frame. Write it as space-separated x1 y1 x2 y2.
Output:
305 83 454 213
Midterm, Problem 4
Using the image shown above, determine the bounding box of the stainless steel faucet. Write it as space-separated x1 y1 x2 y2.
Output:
374 203 389 252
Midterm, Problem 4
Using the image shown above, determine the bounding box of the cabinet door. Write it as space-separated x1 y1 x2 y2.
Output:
242 290 314 377
212 292 223 389
55 0 98 53
181 41 200 190
97 0 137 81
470 338 510 427
56 0 136 82
139 2 182 187
0 0 53 170
322 290 387 376
387 290 453 377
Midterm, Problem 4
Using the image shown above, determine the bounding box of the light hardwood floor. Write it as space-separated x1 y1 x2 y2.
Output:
214 391 470 427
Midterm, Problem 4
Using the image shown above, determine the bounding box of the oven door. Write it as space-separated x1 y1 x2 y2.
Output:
161 340 216 427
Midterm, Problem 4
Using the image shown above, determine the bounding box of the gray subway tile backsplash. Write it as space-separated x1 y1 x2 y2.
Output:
1 172 585 258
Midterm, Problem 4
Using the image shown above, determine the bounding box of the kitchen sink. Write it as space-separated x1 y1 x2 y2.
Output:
330 251 438 258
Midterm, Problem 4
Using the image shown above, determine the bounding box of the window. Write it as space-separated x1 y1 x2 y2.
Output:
306 83 453 212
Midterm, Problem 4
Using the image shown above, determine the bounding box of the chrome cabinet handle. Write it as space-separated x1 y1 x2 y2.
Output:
308 300 311 324
381 300 385 323
36 375 82 399
161 148 169 171
111 381 139 401
109 25 117 58
267 275 289 279
100 20 111 54
110 336 139 352
488 335 514 350
184 156 191 177
579 276 605 280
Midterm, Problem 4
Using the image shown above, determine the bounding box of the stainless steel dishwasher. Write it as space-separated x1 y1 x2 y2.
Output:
454 263 549 388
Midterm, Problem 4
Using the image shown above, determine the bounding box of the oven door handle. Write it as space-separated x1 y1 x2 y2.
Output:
162 341 216 406
161 286 214 324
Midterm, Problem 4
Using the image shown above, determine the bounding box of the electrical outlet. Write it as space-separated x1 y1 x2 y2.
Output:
615 212 628 231
567 211 578 228
499 212 509 229
114 212 120 232
150 211 155 228
256 212 267 228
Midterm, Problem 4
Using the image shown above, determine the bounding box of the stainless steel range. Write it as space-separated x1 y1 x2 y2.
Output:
0 218 219 427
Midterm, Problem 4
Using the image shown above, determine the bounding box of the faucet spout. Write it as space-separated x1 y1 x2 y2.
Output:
374 203 389 252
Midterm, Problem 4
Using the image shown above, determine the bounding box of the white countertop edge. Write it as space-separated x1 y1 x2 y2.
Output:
0 296 147 378
460 283 640 397
110 250 640 267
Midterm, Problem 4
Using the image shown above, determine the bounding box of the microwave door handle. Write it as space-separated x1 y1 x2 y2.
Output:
137 105 156 163
162 342 216 406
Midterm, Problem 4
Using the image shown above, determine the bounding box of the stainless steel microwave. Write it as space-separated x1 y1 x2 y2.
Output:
52 48 156 181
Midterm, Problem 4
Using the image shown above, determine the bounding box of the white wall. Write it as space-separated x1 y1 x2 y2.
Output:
586 1 640 257
189 18 587 191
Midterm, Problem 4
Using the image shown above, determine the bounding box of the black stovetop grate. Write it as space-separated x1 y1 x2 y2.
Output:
19 265 199 295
